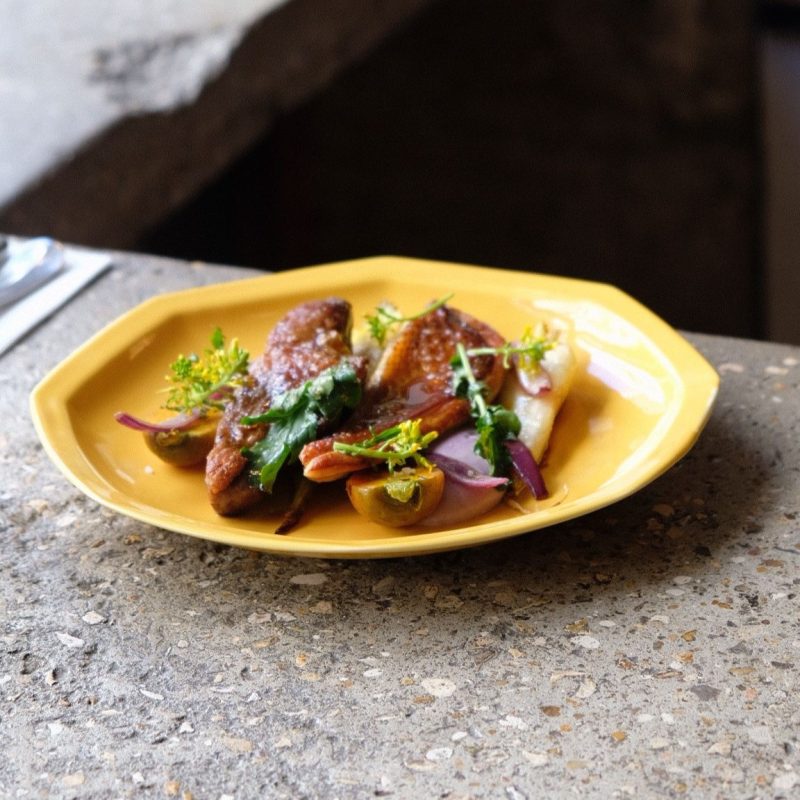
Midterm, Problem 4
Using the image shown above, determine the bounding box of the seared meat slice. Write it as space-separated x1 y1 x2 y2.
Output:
299 304 505 482
205 298 361 515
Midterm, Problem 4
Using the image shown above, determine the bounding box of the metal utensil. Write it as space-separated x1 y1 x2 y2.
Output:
0 237 65 307
0 242 112 358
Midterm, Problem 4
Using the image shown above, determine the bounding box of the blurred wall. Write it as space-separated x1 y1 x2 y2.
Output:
143 0 760 338
762 14 800 345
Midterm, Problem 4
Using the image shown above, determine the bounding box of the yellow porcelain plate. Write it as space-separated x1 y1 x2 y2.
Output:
30 257 718 559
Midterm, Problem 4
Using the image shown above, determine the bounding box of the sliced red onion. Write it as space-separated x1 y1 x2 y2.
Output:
430 428 491 474
515 360 552 396
505 439 548 499
419 450 509 527
114 410 203 433
421 474 507 528
427 452 508 490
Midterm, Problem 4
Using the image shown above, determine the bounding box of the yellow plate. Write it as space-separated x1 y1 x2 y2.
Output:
30 256 718 559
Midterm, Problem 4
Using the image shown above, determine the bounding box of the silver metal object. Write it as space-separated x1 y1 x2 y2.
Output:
0 237 65 307
0 241 112 358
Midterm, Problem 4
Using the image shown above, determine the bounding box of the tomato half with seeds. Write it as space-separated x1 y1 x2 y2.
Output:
346 466 445 527
144 415 219 467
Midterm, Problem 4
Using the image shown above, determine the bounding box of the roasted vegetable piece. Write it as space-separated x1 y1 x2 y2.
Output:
499 335 577 463
346 466 445 527
143 415 220 467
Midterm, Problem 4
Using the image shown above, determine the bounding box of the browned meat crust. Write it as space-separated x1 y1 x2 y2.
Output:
205 297 359 515
299 305 505 482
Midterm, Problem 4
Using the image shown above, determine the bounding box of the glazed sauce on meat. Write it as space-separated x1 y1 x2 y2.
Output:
299 305 505 482
205 298 362 515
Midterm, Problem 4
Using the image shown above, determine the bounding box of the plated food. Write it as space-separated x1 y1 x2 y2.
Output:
30 256 719 558
116 295 576 533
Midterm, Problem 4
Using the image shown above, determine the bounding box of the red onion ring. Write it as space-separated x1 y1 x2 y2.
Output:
113 410 203 433
427 452 509 489
505 439 548 499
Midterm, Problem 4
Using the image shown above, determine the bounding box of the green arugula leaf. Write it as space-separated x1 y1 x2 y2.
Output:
473 404 520 476
242 361 361 492
451 342 520 476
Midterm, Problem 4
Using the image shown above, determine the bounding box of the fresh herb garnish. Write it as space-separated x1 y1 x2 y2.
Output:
334 420 439 504
241 362 361 492
164 327 250 414
333 419 438 471
451 342 521 476
365 294 454 346
464 325 555 369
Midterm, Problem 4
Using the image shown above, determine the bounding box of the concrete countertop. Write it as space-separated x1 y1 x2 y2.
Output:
2 248 799 799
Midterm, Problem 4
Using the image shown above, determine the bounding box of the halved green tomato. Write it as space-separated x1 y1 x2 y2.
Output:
346 466 445 527
144 415 219 467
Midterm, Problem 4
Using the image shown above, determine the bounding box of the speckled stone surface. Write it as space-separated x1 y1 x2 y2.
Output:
1 248 799 799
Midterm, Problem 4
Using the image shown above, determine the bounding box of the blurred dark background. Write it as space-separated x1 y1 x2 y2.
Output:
5 1 799 341
141 0 763 338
